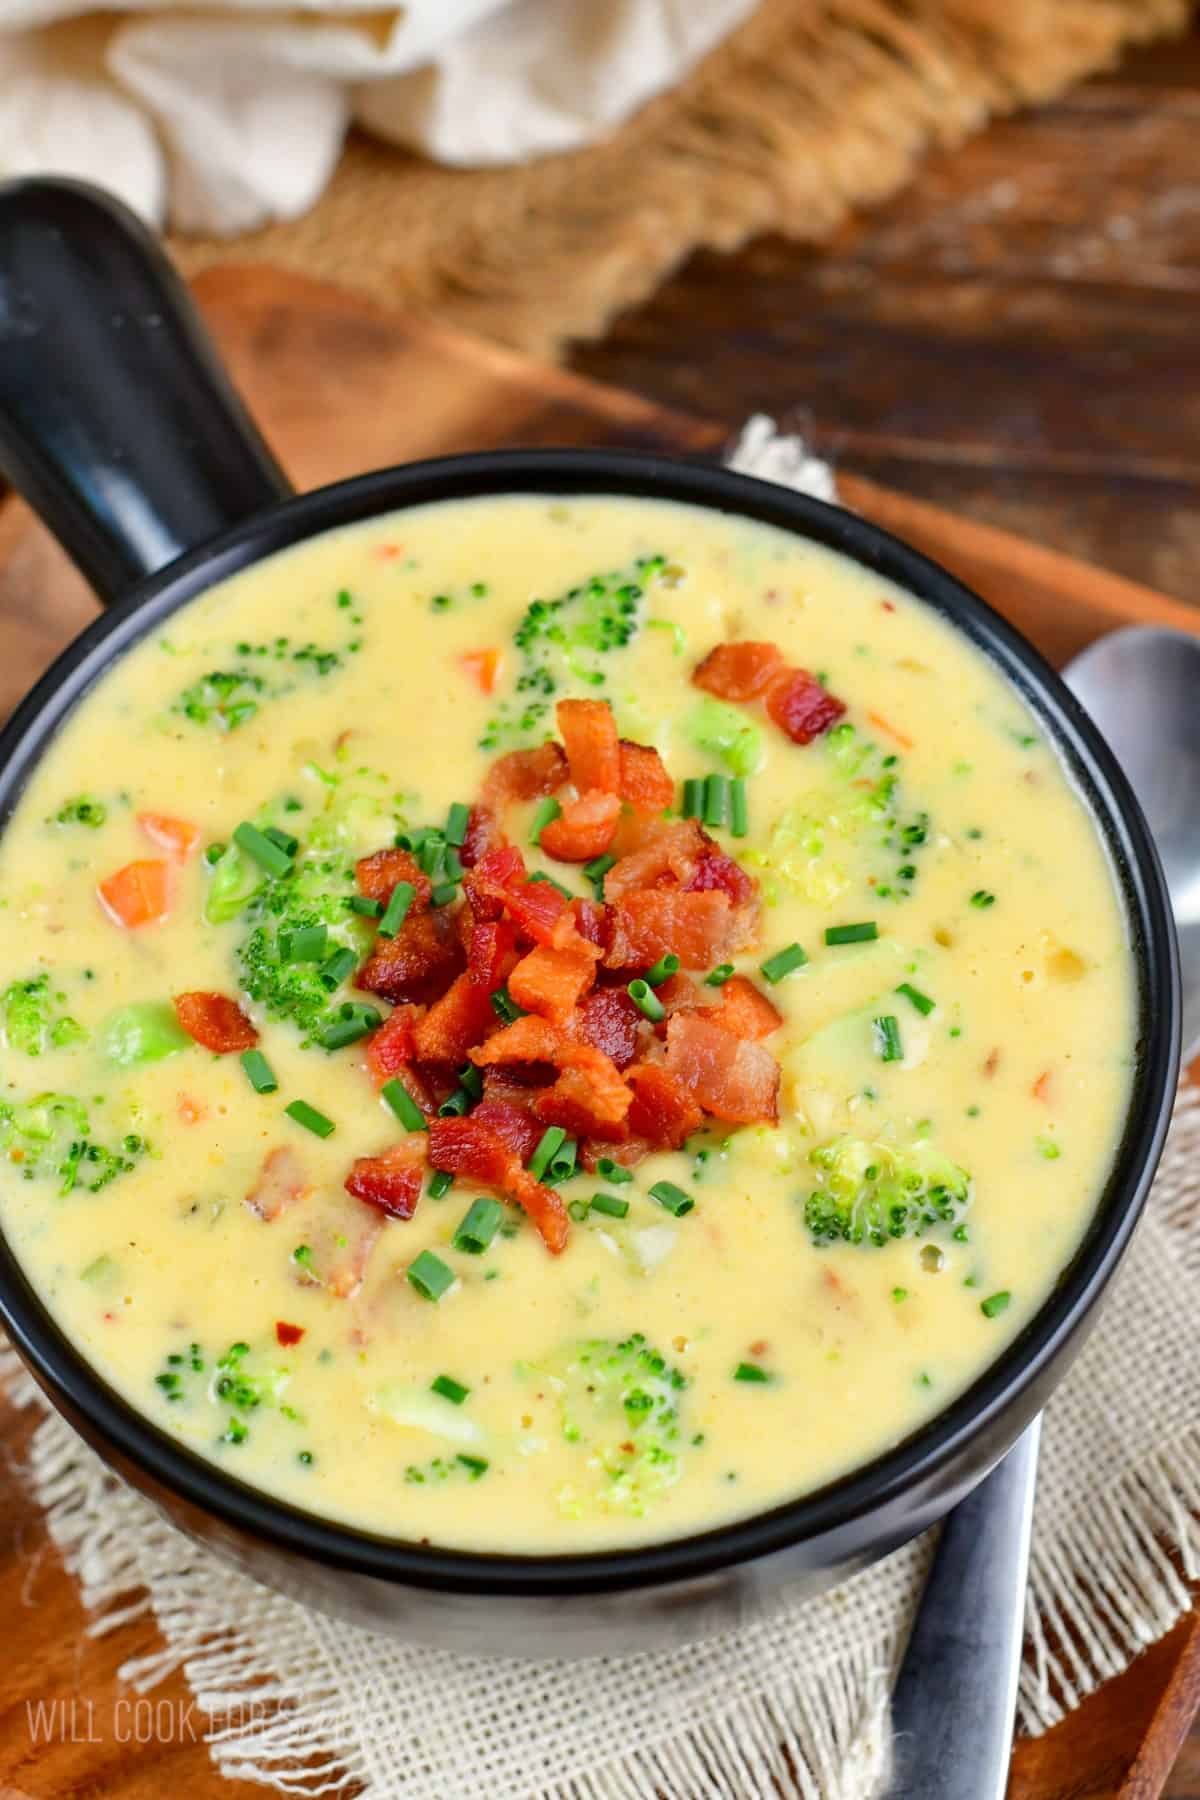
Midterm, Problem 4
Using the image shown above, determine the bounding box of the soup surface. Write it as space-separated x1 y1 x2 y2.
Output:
0 495 1133 1551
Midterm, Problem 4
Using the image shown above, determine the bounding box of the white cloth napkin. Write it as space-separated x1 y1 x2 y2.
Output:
0 0 759 235
8 421 1200 1799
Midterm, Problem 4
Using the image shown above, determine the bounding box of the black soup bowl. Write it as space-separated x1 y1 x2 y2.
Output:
0 179 1180 1655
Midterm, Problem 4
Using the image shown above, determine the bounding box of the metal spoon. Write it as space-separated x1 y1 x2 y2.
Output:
887 625 1196 1798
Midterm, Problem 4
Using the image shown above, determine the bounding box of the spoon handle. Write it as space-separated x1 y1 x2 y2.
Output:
885 1417 1041 1800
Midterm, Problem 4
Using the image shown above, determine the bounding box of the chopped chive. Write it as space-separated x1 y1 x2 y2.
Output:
491 987 526 1025
418 836 446 878
970 889 996 909
431 1374 470 1405
240 1049 277 1094
528 1126 566 1181
547 1137 577 1182
734 1361 771 1383
382 1078 426 1132
348 894 384 918
442 847 464 883
730 777 749 838
430 883 460 907
321 946 357 989
628 978 665 1021
825 921 878 946
378 881 415 938
456 1454 489 1479
568 1198 590 1222
528 871 573 899
457 1063 484 1100
263 825 299 858
318 1004 382 1050
453 1197 504 1253
445 803 470 847
583 852 616 895
896 982 935 1017
650 1180 694 1217
590 1191 629 1219
530 797 562 845
645 953 680 988
681 777 703 819
285 1099 335 1139
705 963 735 988
233 821 293 878
428 1169 455 1199
981 1290 1011 1319
407 1249 455 1302
595 1157 633 1185
760 943 808 984
438 1088 473 1118
281 923 327 963
702 773 729 829
873 1015 903 1062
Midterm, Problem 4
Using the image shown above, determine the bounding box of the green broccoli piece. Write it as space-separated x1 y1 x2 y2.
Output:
0 1092 148 1195
173 669 265 731
537 1331 688 1519
683 695 764 777
236 846 368 1039
2 975 86 1057
51 794 107 828
803 1134 971 1248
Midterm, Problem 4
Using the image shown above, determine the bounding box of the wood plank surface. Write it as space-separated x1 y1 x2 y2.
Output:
0 266 1195 1799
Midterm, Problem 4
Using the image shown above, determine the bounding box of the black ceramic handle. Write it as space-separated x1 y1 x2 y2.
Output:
0 178 291 607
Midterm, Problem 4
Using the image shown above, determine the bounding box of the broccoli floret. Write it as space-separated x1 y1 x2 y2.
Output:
51 794 107 828
2 974 86 1057
803 1134 971 1248
153 1339 295 1450
236 847 368 1039
537 1331 688 1519
172 668 266 731
0 1092 148 1195
683 695 764 777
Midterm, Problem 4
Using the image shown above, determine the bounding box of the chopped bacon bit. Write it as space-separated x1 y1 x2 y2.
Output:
356 907 464 1004
617 740 674 815
412 972 497 1066
136 812 199 862
508 942 597 1025
575 986 641 1068
765 669 846 745
344 1138 426 1219
983 1048 1000 1078
580 1135 652 1172
665 1014 779 1124
505 1165 570 1256
502 877 572 948
356 847 432 909
275 1321 305 1347
176 1093 207 1125
364 1004 423 1083
466 919 520 992
1032 1069 1053 1103
652 972 707 1019
867 710 913 750
693 640 786 701
880 598 896 613
604 820 708 900
459 805 504 869
460 648 500 694
246 1146 310 1222
686 849 755 907
536 1047 632 1139
538 789 621 862
97 859 171 929
557 698 621 795
606 889 745 971
625 1063 704 1149
173 990 258 1053
482 743 568 809
463 844 527 922
471 1014 566 1067
711 975 783 1040
427 1116 568 1253
470 1096 545 1163
570 897 612 952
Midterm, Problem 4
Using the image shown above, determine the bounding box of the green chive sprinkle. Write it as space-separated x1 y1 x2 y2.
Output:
681 778 703 820
528 1126 566 1181
734 1362 771 1384
321 946 357 989
382 1079 426 1132
263 825 299 858
970 889 996 909
431 1374 470 1405
896 982 935 1017
981 1290 1011 1319
442 848 464 883
282 922 327 962
583 852 616 894
458 1063 484 1100
407 1250 455 1302
825 921 878 946
530 796 561 845
590 1191 629 1219
419 837 446 880
874 1015 903 1062
645 953 680 988
445 803 470 847
595 1157 633 1185
233 821 293 879
428 1170 454 1200
430 883 459 907
240 1049 277 1094
453 1197 504 1253
628 978 665 1022
548 1137 577 1183
650 1180 694 1217
703 772 729 829
348 894 384 918
438 1088 473 1118
491 988 525 1025
285 1099 335 1139
705 963 735 988
760 943 808 984
378 881 415 938
730 777 749 838
456 1454 489 1479
318 1004 382 1051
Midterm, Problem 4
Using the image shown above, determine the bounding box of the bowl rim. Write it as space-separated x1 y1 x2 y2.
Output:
0 447 1180 1597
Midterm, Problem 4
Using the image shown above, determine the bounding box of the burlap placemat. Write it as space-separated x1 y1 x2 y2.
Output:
169 0 1192 358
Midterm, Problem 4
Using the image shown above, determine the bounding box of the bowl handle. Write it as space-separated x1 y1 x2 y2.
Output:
0 178 292 607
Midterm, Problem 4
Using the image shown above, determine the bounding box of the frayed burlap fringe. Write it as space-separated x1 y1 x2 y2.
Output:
170 0 1193 358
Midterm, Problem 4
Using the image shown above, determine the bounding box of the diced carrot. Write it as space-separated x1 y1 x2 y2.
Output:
373 541 404 560
356 847 432 909
556 698 621 794
867 710 914 750
356 908 464 1004
765 669 846 745
482 743 567 809
665 1013 779 1124
344 1139 426 1220
617 740 674 814
693 640 785 701
176 1093 207 1125
538 790 621 862
137 812 199 862
173 990 258 1053
624 1063 704 1149
508 942 597 1025
460 648 500 695
711 975 782 1040
275 1321 305 1346
411 971 497 1066
97 859 171 929
1032 1070 1053 1103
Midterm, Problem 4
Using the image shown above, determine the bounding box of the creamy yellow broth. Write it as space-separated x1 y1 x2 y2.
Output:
0 495 1133 1551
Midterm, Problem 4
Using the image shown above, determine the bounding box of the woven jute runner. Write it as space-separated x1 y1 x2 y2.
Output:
170 0 1190 358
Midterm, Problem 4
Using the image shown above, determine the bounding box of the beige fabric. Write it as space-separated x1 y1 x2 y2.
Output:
7 425 1199 1799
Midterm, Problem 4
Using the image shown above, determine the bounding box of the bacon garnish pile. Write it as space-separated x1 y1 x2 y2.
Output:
693 639 846 745
334 695 786 1254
